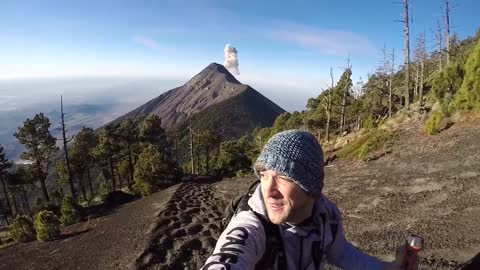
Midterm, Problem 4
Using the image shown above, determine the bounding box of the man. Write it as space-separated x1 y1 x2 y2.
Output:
202 130 417 269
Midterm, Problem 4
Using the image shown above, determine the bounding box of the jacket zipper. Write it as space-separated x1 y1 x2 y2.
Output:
298 237 303 269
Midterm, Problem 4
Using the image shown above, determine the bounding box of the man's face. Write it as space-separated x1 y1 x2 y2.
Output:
259 169 315 225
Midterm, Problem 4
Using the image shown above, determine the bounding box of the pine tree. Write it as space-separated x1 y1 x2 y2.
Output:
196 130 218 175
70 127 98 199
0 145 13 223
94 124 121 191
334 66 353 134
55 160 68 198
133 145 164 196
59 96 76 199
8 166 35 218
117 118 139 187
14 113 58 202
139 115 173 170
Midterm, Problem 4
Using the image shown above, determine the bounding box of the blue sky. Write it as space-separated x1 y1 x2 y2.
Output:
0 0 479 111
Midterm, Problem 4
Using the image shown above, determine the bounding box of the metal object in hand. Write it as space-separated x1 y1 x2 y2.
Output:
401 235 424 270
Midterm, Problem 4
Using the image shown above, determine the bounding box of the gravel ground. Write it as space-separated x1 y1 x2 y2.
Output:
0 184 178 270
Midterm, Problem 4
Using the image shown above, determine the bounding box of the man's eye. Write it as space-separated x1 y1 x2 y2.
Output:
279 176 292 182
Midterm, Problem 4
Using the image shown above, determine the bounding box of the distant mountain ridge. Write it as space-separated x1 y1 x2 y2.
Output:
111 63 285 136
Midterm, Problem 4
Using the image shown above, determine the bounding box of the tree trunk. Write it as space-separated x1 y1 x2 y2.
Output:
60 96 77 198
1 206 9 225
11 193 19 217
340 89 347 134
420 58 425 106
127 145 134 188
78 173 87 201
37 162 50 202
445 0 450 65
0 175 13 221
175 136 180 175
205 147 210 175
22 190 32 219
325 68 334 141
389 49 395 118
404 0 411 110
116 167 123 188
87 168 94 199
109 159 116 191
415 65 420 101
196 144 200 174
436 20 444 71
189 123 195 174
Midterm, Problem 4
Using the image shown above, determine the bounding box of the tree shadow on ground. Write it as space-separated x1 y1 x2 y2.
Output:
458 252 480 270
59 228 92 240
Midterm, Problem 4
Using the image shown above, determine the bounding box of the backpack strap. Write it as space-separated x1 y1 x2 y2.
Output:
252 211 286 270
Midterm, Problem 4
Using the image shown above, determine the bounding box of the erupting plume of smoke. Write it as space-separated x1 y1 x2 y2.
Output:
224 44 240 75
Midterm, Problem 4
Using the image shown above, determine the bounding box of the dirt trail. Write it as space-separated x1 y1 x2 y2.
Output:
135 182 225 270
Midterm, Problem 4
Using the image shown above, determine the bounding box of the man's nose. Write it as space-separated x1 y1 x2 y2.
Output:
263 176 280 198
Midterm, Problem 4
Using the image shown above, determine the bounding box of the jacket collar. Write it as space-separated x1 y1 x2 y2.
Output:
248 185 333 236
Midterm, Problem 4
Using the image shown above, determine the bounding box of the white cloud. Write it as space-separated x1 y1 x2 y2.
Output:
132 35 162 49
0 95 18 111
271 23 377 57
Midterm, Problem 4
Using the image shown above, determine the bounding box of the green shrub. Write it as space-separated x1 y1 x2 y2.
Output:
425 112 444 135
363 114 376 129
338 129 393 160
60 195 80 225
453 38 480 111
357 144 370 161
235 169 251 178
132 180 152 197
9 216 35 243
430 63 464 103
34 210 60 241
440 98 452 116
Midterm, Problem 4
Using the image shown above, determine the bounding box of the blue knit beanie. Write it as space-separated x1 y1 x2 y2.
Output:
254 129 324 196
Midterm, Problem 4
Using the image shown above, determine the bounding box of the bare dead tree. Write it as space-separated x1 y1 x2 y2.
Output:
435 20 444 71
445 0 451 65
413 32 426 102
396 0 411 109
403 0 411 109
188 120 195 174
59 95 76 198
323 67 334 141
389 48 395 117
381 45 391 106
340 58 352 134
418 32 427 106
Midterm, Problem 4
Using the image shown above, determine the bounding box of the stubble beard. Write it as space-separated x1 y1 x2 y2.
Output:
265 200 291 224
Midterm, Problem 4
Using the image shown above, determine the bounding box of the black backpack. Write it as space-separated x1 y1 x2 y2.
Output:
222 180 287 270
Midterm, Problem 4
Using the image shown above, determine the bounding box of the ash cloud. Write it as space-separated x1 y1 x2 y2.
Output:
224 44 240 75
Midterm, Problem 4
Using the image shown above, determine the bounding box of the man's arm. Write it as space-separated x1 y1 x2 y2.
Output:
201 211 266 270
326 206 386 270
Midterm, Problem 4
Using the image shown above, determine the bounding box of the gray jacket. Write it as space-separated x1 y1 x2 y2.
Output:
201 186 385 270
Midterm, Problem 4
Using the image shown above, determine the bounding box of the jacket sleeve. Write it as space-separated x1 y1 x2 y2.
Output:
326 205 386 270
201 210 266 270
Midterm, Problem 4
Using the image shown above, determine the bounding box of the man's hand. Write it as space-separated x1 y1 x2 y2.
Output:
383 245 419 270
